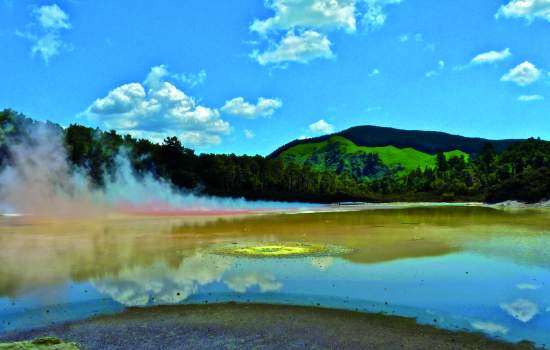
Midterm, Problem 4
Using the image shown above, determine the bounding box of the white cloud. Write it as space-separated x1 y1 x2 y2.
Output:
454 49 512 71
244 129 255 139
178 70 207 88
250 0 403 66
399 34 409 42
17 3 71 63
496 0 550 22
398 32 435 51
221 97 283 118
426 60 445 78
471 321 509 335
309 119 334 134
471 48 511 65
252 30 334 66
81 65 231 146
361 0 403 30
250 0 357 35
143 64 206 90
180 130 227 146
90 83 146 116
142 64 170 90
518 94 544 102
501 61 542 86
33 4 71 30
368 68 380 77
399 32 423 43
18 32 64 63
500 299 539 323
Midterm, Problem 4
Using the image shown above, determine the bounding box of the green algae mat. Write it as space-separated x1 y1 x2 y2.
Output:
0 337 79 350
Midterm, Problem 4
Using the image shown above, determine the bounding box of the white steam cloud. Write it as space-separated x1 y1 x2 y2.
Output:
0 124 103 216
0 123 301 216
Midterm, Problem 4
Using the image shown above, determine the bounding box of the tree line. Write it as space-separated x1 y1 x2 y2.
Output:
1 109 549 203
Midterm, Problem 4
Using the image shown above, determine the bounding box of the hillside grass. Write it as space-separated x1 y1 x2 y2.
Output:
279 136 469 175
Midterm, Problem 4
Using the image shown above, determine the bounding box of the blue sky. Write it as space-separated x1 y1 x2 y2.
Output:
1 0 549 155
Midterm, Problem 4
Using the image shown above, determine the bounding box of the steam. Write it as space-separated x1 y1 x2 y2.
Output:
0 123 301 216
0 124 103 216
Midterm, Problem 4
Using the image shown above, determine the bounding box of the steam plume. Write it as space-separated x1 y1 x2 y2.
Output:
0 123 296 216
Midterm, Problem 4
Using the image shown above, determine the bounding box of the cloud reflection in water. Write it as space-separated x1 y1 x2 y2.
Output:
500 299 540 323
92 253 284 307
92 253 232 306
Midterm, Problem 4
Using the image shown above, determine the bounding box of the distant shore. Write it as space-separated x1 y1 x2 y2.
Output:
2 199 549 219
0 303 540 350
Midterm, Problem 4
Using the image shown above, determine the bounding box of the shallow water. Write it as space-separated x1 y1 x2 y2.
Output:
0 206 549 347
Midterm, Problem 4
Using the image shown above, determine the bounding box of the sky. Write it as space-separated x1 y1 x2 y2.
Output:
1 0 549 155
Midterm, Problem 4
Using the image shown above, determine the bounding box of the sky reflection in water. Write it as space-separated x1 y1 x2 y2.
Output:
0 206 549 347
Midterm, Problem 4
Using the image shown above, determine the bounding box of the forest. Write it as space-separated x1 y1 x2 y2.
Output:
1 109 549 204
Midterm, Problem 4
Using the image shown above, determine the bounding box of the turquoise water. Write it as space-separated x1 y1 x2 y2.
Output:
0 207 549 346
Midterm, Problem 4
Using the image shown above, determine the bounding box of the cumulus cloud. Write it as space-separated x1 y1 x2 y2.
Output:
496 0 550 22
221 97 283 118
471 321 509 335
250 0 403 66
16 3 71 63
143 64 207 90
472 48 511 65
81 65 231 146
252 30 334 66
501 61 542 86
309 119 334 134
250 0 357 34
500 299 539 322
518 94 544 102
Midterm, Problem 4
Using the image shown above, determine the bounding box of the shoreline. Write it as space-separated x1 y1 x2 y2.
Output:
0 303 540 350
2 200 549 220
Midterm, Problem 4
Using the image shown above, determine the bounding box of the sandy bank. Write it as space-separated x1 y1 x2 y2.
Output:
0 303 540 350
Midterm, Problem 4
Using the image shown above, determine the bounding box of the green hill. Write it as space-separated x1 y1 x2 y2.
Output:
277 135 469 180
271 125 521 158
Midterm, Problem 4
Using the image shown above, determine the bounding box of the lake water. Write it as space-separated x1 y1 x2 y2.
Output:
0 206 549 347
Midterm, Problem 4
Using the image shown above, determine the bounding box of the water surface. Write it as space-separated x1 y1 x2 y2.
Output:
0 206 549 347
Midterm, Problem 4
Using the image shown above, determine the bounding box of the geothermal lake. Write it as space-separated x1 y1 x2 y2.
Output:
0 206 549 347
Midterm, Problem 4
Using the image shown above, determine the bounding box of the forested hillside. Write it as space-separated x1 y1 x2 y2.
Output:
277 135 469 180
1 109 549 204
271 125 520 157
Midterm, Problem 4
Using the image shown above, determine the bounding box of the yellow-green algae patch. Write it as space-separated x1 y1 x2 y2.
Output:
0 337 80 350
213 242 350 258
